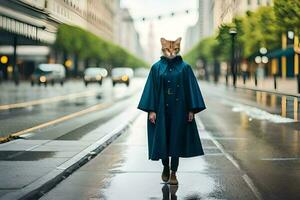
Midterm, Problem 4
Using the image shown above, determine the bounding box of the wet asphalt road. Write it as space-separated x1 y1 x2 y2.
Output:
0 78 143 139
38 81 300 200
199 82 300 200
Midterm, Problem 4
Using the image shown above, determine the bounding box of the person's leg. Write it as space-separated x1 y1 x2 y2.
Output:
169 157 179 185
161 157 170 182
170 157 179 172
161 157 169 167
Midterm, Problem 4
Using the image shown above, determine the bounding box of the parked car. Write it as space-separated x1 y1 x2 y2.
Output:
31 64 66 86
83 67 107 86
111 67 134 87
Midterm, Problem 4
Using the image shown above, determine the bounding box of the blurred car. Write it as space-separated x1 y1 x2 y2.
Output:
111 67 134 87
31 64 66 86
83 67 107 86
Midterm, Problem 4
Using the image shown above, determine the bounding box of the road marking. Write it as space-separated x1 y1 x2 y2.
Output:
1 102 111 142
0 90 98 110
196 117 264 200
0 85 143 143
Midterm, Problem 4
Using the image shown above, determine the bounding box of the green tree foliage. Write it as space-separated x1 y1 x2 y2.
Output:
183 36 218 67
215 23 234 62
184 5 282 65
54 24 147 69
240 7 281 57
274 0 300 32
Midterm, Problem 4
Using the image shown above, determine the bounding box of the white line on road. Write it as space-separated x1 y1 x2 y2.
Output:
0 90 98 110
196 116 264 200
8 102 111 138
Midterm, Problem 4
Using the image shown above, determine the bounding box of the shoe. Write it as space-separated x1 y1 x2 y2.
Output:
169 171 178 185
161 166 170 182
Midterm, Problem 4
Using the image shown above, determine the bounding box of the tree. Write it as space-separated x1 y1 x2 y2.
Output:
274 0 300 33
54 24 148 76
184 5 283 77
184 36 218 67
241 7 281 58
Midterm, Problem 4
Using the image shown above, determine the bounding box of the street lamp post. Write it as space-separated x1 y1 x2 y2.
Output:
229 28 237 87
12 35 19 85
225 65 229 86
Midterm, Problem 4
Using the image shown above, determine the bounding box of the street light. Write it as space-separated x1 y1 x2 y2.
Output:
0 56 8 64
229 28 237 87
254 47 269 88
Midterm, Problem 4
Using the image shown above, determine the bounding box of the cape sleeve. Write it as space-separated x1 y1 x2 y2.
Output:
137 66 157 112
184 64 206 114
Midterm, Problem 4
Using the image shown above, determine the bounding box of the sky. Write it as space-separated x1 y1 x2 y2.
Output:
120 0 198 61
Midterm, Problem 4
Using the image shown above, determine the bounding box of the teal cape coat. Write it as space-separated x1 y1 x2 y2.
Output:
137 55 206 160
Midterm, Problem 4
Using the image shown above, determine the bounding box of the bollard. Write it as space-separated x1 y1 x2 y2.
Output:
298 74 300 93
273 74 277 90
243 73 246 85
225 74 228 86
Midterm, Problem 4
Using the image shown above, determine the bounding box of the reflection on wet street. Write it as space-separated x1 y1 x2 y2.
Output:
215 86 300 121
40 115 257 200
1 79 299 200
0 79 143 139
38 81 300 200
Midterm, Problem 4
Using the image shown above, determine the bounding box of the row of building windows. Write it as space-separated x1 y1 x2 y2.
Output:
49 1 114 39
0 15 37 39
247 0 272 6
0 15 55 43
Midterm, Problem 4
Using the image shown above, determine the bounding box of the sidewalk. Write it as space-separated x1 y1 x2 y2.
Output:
219 76 298 96
40 113 260 200
0 101 140 200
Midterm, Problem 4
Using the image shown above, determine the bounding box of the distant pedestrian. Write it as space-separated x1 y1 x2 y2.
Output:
137 37 206 185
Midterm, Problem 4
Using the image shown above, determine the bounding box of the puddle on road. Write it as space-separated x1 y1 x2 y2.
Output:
228 89 299 122
223 100 295 123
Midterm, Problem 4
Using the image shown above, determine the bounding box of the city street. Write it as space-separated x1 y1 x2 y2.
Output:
37 81 299 200
1 0 299 199
0 78 143 140
0 78 144 199
1 80 297 199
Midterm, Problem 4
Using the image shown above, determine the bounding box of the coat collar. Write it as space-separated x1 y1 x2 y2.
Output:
160 55 183 65
158 55 183 77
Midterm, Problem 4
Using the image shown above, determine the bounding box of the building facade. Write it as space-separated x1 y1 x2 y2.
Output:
184 0 214 51
115 8 144 61
212 0 273 30
0 0 120 80
184 0 273 51
45 0 115 41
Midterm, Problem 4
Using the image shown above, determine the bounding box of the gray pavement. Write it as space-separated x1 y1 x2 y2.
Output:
0 78 143 138
39 81 300 200
40 114 258 200
199 82 299 200
219 76 298 96
0 78 145 199
0 96 140 199
1 79 299 200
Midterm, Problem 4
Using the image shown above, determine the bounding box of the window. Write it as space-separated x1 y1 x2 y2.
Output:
257 0 261 5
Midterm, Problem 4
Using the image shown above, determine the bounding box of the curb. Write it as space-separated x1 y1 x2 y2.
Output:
211 81 299 98
1 110 141 200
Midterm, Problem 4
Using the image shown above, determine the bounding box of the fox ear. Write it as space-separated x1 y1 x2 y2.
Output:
175 37 182 44
160 38 167 45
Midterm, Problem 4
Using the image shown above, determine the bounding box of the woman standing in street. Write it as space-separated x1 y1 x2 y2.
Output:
137 37 206 185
